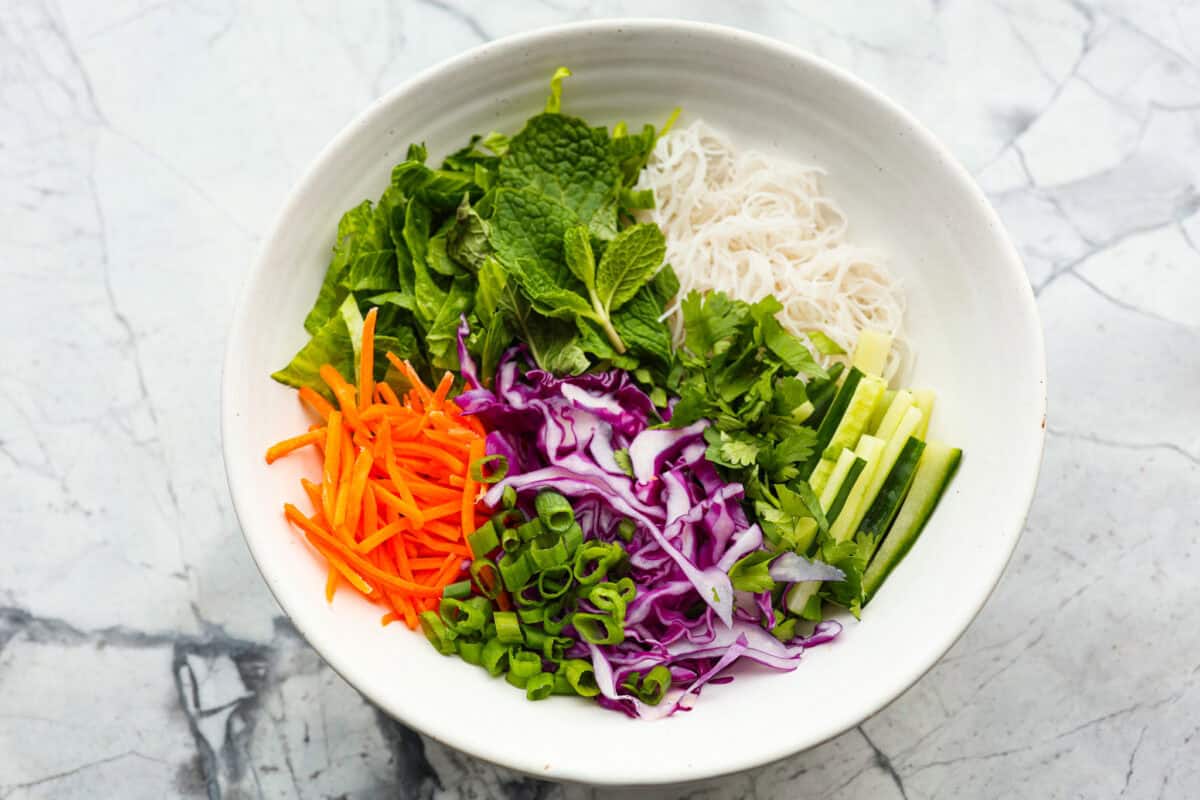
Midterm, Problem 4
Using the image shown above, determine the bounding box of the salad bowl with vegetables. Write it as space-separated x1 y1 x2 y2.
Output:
223 20 1045 785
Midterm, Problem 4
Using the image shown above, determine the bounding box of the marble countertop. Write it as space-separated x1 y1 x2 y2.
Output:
3 1 1197 797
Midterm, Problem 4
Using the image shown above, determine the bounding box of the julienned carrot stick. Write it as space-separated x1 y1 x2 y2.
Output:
359 307 377 413
299 386 334 420
267 321 491 630
463 438 484 536
265 429 325 464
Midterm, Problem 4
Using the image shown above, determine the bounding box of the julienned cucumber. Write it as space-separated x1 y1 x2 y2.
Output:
868 388 897 434
818 448 859 510
785 580 822 620
819 375 886 462
854 405 923 529
851 330 893 376
873 389 914 442
826 457 866 523
913 388 936 440
858 436 925 539
829 435 885 542
805 367 864 475
862 442 962 602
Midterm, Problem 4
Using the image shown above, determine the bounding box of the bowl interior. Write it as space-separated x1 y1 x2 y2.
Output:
223 20 1044 785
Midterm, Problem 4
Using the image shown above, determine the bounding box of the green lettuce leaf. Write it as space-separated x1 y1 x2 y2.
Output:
274 295 363 401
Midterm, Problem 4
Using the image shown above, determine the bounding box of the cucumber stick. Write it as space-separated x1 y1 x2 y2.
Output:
874 390 914 442
829 435 885 542
862 442 962 602
785 580 822 619
821 375 886 462
826 457 867 523
809 457 836 496
818 448 859 510
851 330 893 376
806 368 865 475
868 389 897 434
855 406 923 530
913 389 936 439
859 436 925 540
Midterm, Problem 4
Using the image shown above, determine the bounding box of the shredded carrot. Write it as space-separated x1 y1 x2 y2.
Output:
267 320 492 631
299 386 334 421
359 307 377 412
322 411 343 522
265 429 326 464
462 438 484 536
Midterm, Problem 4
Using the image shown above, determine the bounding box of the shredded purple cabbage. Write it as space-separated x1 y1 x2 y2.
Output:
457 335 842 717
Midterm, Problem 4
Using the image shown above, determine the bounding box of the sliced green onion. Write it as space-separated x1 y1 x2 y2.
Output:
513 582 543 607
536 564 572 600
523 627 547 652
469 454 508 484
615 576 636 604
493 611 523 645
563 658 600 697
587 583 627 621
500 525 522 554
469 558 502 599
491 508 525 530
498 549 533 591
517 605 544 624
481 638 508 676
467 521 499 558
505 670 529 690
543 635 571 662
418 611 456 655
617 519 636 542
509 649 542 679
561 522 583 557
572 541 624 587
442 579 472 600
525 671 555 700
534 490 575 533
438 596 489 636
551 671 575 696
571 612 624 645
457 639 484 666
516 518 544 543
639 665 671 705
531 534 569 571
501 485 518 509
541 600 570 635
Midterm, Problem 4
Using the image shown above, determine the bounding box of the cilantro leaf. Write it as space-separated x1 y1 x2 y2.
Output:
613 448 634 477
728 551 777 593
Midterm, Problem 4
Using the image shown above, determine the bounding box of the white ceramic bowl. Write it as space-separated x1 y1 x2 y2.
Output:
223 19 1045 786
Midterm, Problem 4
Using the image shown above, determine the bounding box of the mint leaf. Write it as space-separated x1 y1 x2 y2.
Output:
612 285 672 366
563 225 596 288
595 222 666 312
499 114 621 238
544 66 571 113
489 188 595 321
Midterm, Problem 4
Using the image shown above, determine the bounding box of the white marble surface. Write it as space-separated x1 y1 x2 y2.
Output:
2 0 1198 797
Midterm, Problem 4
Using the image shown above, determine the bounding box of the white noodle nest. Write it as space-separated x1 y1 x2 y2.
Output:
635 120 908 381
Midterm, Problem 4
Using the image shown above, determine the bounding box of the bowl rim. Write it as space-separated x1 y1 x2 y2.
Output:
222 16 1047 786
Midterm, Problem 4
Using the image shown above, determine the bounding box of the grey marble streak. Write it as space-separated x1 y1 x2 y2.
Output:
0 0 1197 798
